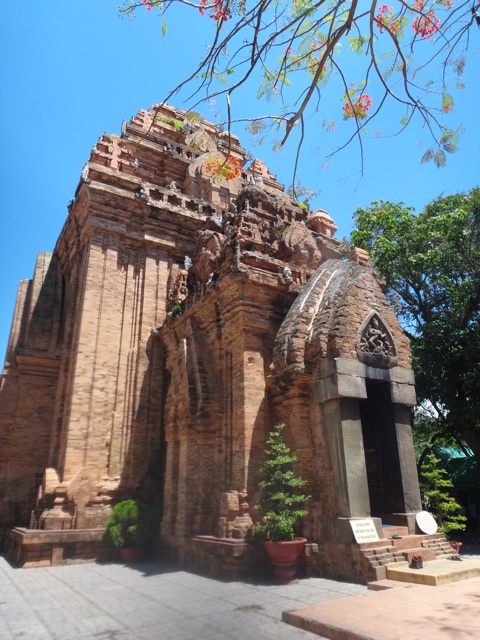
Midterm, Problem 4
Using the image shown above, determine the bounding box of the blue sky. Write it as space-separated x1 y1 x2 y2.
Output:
1 2 478 362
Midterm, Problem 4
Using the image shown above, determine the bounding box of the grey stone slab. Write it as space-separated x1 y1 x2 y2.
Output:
169 598 234 617
0 557 374 640
80 614 124 634
226 619 321 640
162 619 221 640
120 605 185 627
43 621 91 639
390 381 417 405
9 625 51 640
3 609 38 624
390 366 415 384
202 609 268 632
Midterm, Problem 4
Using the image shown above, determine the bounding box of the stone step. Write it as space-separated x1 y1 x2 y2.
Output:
360 531 465 582
362 550 406 568
388 535 432 550
401 547 437 563
381 525 409 539
386 557 480 586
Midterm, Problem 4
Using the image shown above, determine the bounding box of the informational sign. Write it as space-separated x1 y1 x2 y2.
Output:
416 511 438 535
350 518 380 544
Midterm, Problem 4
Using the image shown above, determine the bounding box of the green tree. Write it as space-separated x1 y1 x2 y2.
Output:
256 423 310 541
120 1 479 182
412 410 457 462
351 188 480 463
105 499 156 548
420 452 467 535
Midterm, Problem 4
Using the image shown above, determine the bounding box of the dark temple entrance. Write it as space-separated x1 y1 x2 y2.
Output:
360 379 404 519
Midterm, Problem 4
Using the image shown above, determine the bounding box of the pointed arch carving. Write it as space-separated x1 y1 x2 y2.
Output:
357 312 397 367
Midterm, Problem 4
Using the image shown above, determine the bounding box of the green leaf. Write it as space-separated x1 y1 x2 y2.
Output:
442 144 457 154
256 78 272 100
347 35 367 54
421 148 434 164
442 94 454 111
454 55 466 76
172 118 184 131
185 111 203 124
434 149 447 168
161 18 167 37
245 121 268 135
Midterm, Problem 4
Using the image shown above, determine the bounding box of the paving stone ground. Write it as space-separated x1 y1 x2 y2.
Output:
0 557 366 639
1 544 479 640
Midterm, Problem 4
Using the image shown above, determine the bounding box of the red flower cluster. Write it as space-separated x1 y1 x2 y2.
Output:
412 13 440 38
205 155 242 181
376 4 401 35
142 0 153 11
309 39 327 52
199 0 233 21
343 94 373 120
412 1 441 38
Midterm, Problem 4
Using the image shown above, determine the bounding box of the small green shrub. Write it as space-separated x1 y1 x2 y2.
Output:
170 301 183 317
105 499 156 549
256 423 310 542
420 452 467 535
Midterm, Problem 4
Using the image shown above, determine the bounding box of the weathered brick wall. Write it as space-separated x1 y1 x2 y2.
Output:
0 253 61 528
0 104 253 528
158 181 338 550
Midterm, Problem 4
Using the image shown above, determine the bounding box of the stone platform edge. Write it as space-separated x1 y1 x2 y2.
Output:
4 526 112 568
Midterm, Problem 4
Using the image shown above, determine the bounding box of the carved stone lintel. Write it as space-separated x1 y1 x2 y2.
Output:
357 313 397 366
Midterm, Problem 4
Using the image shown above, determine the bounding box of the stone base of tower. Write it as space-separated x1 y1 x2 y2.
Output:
158 533 268 581
4 527 112 568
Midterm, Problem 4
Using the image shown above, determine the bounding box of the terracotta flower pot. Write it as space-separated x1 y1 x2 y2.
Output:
120 547 145 563
263 538 307 579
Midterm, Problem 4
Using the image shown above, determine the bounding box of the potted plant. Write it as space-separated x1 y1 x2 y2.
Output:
410 554 424 569
450 540 462 554
256 423 310 579
105 499 156 562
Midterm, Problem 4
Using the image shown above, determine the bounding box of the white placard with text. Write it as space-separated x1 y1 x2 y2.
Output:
350 518 380 543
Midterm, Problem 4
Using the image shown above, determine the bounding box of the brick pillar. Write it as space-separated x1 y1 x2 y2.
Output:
59 236 170 484
229 333 267 497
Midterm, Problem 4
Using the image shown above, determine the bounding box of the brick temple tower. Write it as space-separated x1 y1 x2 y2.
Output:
0 105 424 582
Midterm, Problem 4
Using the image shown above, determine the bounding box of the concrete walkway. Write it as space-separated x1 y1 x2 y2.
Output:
1 552 480 639
0 557 366 639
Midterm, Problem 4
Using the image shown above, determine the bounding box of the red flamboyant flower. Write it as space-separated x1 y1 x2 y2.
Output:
205 155 242 181
198 0 232 21
376 4 401 35
343 94 373 120
412 12 440 38
412 1 441 39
